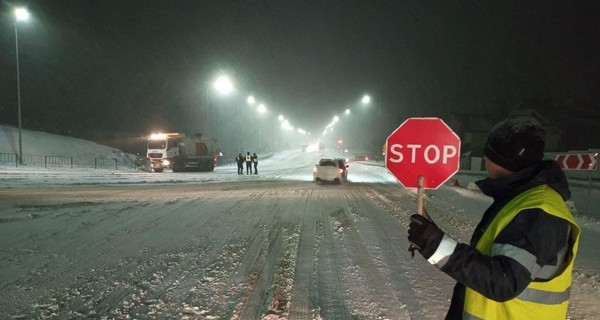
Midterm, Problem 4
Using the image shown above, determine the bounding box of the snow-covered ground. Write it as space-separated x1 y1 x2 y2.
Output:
1 125 599 319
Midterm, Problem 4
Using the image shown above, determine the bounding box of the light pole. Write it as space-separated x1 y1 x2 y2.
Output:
361 94 380 122
212 74 235 153
256 103 267 151
361 93 383 151
278 115 284 152
14 7 30 165
341 108 351 153
246 96 256 151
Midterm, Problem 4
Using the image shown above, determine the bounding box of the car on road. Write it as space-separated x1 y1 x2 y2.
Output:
335 158 349 180
313 158 348 184
351 155 370 161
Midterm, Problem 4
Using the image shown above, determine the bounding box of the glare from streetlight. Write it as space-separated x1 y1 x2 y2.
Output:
282 119 293 130
247 95 255 105
345 109 351 115
257 104 267 113
14 8 30 21
213 75 234 95
278 115 284 122
361 94 371 105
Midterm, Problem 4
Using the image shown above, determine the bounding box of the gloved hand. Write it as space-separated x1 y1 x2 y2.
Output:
408 214 444 259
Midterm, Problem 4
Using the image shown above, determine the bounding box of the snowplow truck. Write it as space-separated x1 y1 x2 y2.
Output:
147 133 220 172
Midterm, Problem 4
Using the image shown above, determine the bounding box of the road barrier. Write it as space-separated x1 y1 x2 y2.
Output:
94 158 120 170
0 153 18 167
0 152 135 170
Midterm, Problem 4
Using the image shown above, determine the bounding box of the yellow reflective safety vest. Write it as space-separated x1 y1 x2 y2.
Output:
464 185 580 320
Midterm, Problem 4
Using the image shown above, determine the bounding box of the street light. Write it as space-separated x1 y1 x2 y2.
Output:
361 94 371 105
14 7 30 165
257 103 267 114
213 75 234 95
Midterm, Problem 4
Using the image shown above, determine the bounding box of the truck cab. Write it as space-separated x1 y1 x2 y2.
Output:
147 133 219 172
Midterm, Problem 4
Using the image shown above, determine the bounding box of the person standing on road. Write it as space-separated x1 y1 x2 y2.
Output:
407 117 580 320
245 151 253 174
252 152 258 174
235 153 244 175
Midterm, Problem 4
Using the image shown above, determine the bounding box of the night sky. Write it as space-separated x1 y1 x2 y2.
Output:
1 1 598 155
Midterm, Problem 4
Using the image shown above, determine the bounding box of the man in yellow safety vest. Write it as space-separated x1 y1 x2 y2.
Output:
408 117 580 320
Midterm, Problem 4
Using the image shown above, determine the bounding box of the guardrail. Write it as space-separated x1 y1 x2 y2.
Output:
0 152 134 170
94 158 121 169
0 152 17 166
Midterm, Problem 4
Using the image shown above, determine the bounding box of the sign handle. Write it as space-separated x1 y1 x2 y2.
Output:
409 175 430 258
417 175 425 215
416 175 431 220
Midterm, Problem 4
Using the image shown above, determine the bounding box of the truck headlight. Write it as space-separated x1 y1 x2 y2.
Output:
162 160 170 166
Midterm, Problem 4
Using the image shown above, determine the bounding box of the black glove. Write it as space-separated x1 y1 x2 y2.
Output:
408 214 444 259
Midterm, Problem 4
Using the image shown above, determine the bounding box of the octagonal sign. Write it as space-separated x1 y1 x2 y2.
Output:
385 117 461 189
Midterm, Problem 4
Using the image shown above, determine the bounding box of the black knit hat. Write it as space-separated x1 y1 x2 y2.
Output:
483 117 545 172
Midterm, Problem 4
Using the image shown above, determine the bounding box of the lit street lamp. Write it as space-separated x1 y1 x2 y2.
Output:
213 75 234 95
14 7 30 165
257 103 267 114
361 95 371 105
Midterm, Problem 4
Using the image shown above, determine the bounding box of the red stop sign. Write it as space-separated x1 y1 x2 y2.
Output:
386 117 461 189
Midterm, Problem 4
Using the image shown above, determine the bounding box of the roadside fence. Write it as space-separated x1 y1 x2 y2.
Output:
0 152 136 170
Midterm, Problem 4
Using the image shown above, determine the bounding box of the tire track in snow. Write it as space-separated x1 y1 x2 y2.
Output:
288 222 317 320
127 189 282 318
315 209 354 319
363 184 456 318
1 187 268 318
234 226 284 319
333 188 414 318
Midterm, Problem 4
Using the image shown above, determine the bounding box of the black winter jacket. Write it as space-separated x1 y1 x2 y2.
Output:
443 160 572 319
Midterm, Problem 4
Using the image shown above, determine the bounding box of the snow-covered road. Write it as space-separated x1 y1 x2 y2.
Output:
1 149 599 319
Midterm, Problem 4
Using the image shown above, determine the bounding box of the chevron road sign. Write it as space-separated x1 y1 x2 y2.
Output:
554 153 598 171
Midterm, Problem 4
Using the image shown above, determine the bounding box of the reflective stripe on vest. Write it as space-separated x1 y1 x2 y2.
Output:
464 185 580 320
492 226 571 280
518 286 571 304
